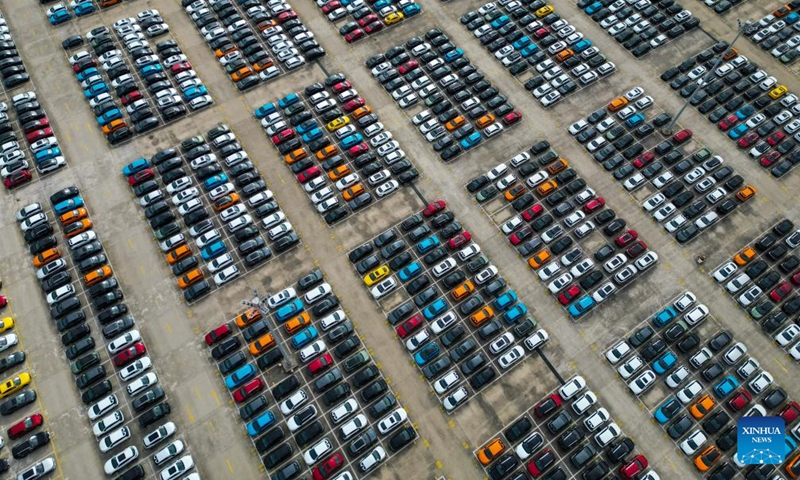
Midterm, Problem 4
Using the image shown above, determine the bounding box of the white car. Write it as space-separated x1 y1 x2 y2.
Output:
108 330 141 354
88 395 118 420
558 376 586 400
713 262 737 282
617 355 643 379
665 366 690 389
498 346 525 369
628 370 655 395
584 408 609 431
268 288 296 309
127 372 157 396
749 371 773 393
689 348 713 369
776 324 800 346
17 458 55 480
105 446 139 475
594 423 621 447
280 390 308 415
143 422 176 450
442 386 468 411
303 439 332 466
153 440 184 466
432 258 456 278
684 304 709 325
93 410 124 438
677 381 703 404
377 408 407 434
99 426 131 453
623 173 645 191
330 398 359 424
358 446 387 472
737 358 759 379
679 430 707 455
643 193 665 212
605 341 631 364
159 455 193 480
571 391 597 415
213 265 240 286
405 329 430 352
304 283 332 304
371 277 397 299
524 330 549 351
119 357 152 381
674 292 696 312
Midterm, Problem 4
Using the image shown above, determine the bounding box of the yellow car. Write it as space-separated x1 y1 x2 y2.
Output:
535 5 553 17
0 372 30 399
326 116 350 132
769 85 788 100
0 317 13 334
385 12 404 24
364 265 390 286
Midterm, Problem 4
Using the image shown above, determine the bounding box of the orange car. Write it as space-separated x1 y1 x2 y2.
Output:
546 159 568 175
689 395 715 419
736 185 756 202
213 193 240 212
64 219 93 238
256 19 278 31
249 333 275 356
470 306 494 327
83 266 112 287
608 97 628 112
60 208 88 226
316 145 337 161
99 0 121 6
236 308 262 328
734 247 756 266
253 58 274 72
504 184 525 201
352 105 372 119
343 184 365 201
536 180 558 197
786 452 800 478
451 280 475 301
177 269 204 289
476 114 495 129
328 165 351 181
477 438 505 465
102 119 126 135
165 245 191 265
723 47 739 59
231 67 253 82
555 49 574 62
33 248 61 268
215 45 237 58
445 116 465 131
528 250 551 269
694 445 721 472
285 312 311 334
285 148 307 164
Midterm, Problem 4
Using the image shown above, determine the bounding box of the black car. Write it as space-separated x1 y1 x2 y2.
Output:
667 414 693 439
702 411 730 434
11 431 49 459
81 380 111 405
389 426 416 452
0 352 25 374
488 455 518 480
505 416 532 443
295 421 324 447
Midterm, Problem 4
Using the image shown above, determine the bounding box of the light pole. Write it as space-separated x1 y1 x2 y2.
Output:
662 19 747 135
242 287 294 373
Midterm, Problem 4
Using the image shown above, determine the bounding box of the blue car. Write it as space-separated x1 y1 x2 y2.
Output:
291 326 318 349
461 132 482 150
140 64 163 77
83 82 108 99
728 124 749 139
494 291 518 310
652 306 677 327
414 342 440 366
416 235 440 254
786 436 797 457
204 174 228 190
654 397 680 424
73 2 96 16
201 240 227 260
97 109 122 126
295 120 318 135
278 93 299 108
568 295 595 318
302 128 324 143
444 48 464 62
423 298 447 320
340 133 363 149
402 4 421 16
398 262 422 282
225 364 256 389
652 351 677 375
491 15 509 28
35 148 62 163
503 304 527 324
735 105 755 120
183 85 207 100
247 410 275 437
713 375 739 398
276 299 304 321
625 113 646 128
513 37 532 50
786 12 800 24
54 196 83 214
585 1 602 14
520 44 539 57
254 103 276 119
122 158 149 176
76 67 98 82
49 10 71 25
573 39 592 53
373 0 391 10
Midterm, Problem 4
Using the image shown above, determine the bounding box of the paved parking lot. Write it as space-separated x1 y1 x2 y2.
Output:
699 0 758 16
260 72 419 226
461 0 618 107
312 0 423 44
474 373 657 480
365 28 524 162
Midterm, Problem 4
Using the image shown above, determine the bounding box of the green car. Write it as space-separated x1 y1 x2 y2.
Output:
476 185 499 203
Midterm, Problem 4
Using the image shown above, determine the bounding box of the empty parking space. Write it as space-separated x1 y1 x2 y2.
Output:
464 140 659 321
202 269 417 479
568 86 757 245
346 201 549 412
461 0 618 107
314 0 423 44
124 125 301 304
259 72 420 227
365 28 524 162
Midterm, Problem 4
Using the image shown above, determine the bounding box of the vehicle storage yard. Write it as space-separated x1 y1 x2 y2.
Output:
3 0 800 479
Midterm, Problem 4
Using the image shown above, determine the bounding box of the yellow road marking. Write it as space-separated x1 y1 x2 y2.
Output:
186 405 195 422
226 458 235 474
127 238 134 249
212 389 221 406
164 323 172 334
194 387 201 399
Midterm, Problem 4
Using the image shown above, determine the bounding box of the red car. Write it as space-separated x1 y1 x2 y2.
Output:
767 131 786 146
583 197 605 213
533 27 550 39
527 449 555 476
0 295 6 309
397 314 422 338
737 132 759 148
4 169 32 189
770 282 792 302
625 240 647 258
558 285 581 305
398 60 418 75
321 1 341 13
358 14 378 27
297 166 321 183
502 111 522 126
278 10 297 23
121 91 143 106
312 453 344 480
26 128 53 143
533 394 562 418
170 62 192 74
72 59 96 72
423 200 446 217
780 401 800 423
364 21 383 34
342 98 365 112
717 114 739 131
233 378 264 403
272 129 296 145
619 455 648 479
128 168 154 185
345 29 364 43
632 152 654 168
510 226 532 245
113 342 146 367
7 413 43 440
448 231 471 250
22 119 49 134
308 353 334 375
672 129 692 144
614 230 638 247
759 151 781 167
727 389 752 411
205 323 232 345
793 271 800 286
347 142 369 157
332 81 352 93
522 204 543 221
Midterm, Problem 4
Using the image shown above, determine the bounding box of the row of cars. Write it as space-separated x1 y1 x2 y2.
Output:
320 0 421 44
1 91 68 190
745 2 800 64
0 12 30 89
181 0 324 91
348 201 548 410
710 218 800 361
476 375 657 480
462 0 615 107
203 271 416 479
604 292 798 478
369 29 522 162
45 0 123 25
577 0 699 58
124 127 299 302
660 44 800 178
569 87 756 244
18 186 195 479
259 73 418 225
